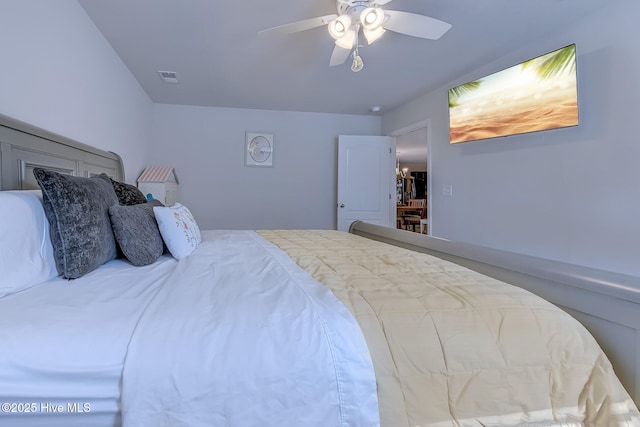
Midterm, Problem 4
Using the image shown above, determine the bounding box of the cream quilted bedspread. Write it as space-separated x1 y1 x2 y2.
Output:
259 230 640 427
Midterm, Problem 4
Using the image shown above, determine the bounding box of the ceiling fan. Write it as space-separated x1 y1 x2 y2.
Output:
259 0 452 72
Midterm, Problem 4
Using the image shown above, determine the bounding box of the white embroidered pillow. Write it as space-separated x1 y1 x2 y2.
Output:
153 203 201 260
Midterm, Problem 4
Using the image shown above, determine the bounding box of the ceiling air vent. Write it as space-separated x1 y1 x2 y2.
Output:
158 70 179 83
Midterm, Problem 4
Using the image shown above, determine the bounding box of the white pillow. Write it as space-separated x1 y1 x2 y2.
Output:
0 190 58 297
153 203 202 260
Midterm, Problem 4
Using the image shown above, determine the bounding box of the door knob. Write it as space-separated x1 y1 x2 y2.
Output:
339 203 345 208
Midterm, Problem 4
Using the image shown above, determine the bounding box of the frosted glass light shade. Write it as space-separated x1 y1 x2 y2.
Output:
335 28 356 49
328 15 352 40
363 26 385 44
360 7 385 30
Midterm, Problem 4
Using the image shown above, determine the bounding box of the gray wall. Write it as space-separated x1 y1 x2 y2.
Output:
0 0 152 182
0 0 381 231
149 104 381 230
3 0 637 277
382 0 640 277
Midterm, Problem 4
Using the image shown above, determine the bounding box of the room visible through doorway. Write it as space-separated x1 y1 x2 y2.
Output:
392 124 429 235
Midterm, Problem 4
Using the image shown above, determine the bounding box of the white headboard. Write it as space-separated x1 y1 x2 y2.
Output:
0 113 124 190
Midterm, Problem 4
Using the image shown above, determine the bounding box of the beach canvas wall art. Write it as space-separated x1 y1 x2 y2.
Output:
449 44 578 144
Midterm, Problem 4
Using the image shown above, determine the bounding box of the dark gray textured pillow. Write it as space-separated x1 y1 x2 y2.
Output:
109 201 164 266
110 178 148 205
33 168 119 279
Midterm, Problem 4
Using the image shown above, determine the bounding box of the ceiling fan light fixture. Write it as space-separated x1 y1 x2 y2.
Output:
259 2 451 71
328 14 352 40
360 7 385 30
335 28 356 49
363 26 385 44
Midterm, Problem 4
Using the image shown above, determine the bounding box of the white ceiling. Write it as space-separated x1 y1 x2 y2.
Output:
77 0 609 116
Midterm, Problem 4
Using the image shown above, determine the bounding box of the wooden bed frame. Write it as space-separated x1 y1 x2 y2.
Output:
0 113 124 190
1 112 637 406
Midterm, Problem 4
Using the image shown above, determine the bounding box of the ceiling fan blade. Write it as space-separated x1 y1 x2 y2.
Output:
258 14 337 37
329 44 351 67
370 0 394 5
383 10 452 40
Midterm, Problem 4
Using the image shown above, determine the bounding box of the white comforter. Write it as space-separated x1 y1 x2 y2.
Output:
0 230 378 427
120 230 379 427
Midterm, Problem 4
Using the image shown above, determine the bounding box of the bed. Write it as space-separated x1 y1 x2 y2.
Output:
1 113 639 426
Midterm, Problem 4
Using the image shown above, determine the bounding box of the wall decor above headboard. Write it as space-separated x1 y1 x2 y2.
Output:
0 113 124 190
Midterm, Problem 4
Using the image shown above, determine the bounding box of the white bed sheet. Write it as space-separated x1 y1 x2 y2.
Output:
0 254 177 427
121 230 379 427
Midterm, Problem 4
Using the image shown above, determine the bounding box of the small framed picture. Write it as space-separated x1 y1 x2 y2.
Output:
245 132 274 167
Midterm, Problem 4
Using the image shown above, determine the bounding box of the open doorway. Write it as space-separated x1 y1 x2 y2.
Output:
392 124 429 235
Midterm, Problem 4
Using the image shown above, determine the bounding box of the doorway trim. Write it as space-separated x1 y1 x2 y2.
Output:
387 118 432 235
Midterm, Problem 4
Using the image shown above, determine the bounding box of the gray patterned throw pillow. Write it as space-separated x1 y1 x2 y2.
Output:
109 200 164 266
33 168 119 279
110 178 148 205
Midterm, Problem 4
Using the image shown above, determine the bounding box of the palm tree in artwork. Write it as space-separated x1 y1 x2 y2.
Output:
522 44 576 79
448 81 481 107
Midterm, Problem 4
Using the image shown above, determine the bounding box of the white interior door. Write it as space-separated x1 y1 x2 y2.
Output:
337 135 395 231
